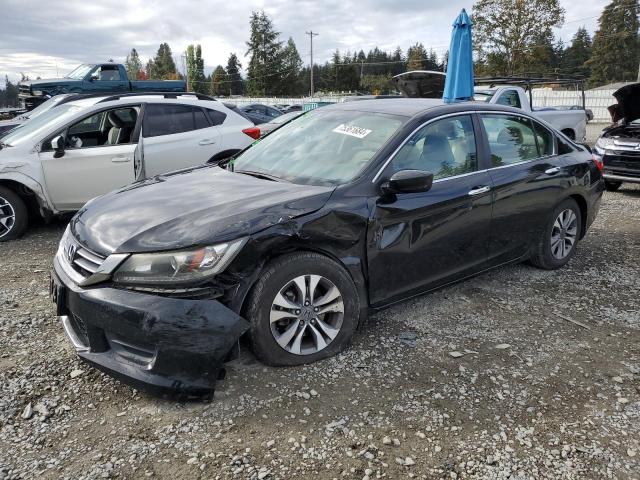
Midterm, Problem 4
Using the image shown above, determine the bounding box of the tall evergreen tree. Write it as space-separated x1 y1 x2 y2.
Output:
280 38 303 95
149 43 177 79
186 44 207 93
473 0 565 74
124 48 143 80
587 0 640 85
225 53 244 95
209 65 227 96
564 27 593 77
407 43 427 70
245 10 284 95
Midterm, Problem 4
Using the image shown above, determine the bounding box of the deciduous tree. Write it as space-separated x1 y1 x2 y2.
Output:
124 48 143 80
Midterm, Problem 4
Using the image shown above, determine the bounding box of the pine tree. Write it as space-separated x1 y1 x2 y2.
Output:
564 27 592 77
245 10 284 95
225 53 244 95
149 43 177 80
407 43 427 71
473 0 565 75
587 0 640 85
280 38 303 95
209 65 227 96
186 44 207 93
124 48 143 80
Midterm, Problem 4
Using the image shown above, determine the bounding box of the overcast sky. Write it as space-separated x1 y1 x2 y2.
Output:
0 0 608 86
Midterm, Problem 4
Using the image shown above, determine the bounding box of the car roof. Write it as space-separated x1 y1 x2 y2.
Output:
63 94 220 110
323 98 522 118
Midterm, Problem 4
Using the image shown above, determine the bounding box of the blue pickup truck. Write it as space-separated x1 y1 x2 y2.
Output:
18 63 186 110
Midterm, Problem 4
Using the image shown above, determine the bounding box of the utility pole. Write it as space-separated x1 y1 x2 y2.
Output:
306 30 319 97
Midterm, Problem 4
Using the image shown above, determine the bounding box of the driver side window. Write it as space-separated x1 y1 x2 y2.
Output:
43 106 140 151
390 115 478 181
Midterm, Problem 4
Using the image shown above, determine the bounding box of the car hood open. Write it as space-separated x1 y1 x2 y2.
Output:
71 165 334 256
391 71 446 98
609 83 640 124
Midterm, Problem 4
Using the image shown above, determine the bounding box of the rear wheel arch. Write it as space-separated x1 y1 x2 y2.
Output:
568 193 588 240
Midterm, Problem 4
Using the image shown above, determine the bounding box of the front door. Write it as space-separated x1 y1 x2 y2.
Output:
368 114 493 305
478 113 571 263
141 103 222 176
40 106 139 210
83 65 128 93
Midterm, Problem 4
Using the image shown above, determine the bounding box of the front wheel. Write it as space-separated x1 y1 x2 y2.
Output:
0 186 28 242
245 252 360 366
605 180 622 192
529 198 582 270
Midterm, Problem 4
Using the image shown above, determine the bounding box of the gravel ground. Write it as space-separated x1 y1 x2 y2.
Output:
1 186 639 480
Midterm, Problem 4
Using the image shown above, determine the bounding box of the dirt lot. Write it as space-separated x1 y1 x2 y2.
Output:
1 184 639 480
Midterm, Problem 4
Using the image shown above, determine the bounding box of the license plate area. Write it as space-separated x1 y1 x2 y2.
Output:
50 273 68 316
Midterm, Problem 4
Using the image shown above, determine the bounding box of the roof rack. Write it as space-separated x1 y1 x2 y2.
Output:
96 92 216 104
474 75 587 109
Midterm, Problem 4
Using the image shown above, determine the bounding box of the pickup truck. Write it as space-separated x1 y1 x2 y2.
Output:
391 72 588 142
473 85 587 142
18 63 186 111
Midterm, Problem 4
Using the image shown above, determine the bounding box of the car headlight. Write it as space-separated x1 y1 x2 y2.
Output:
32 90 43 96
594 137 614 154
112 238 247 286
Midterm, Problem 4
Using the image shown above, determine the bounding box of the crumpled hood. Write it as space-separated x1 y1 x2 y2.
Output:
70 165 334 256
391 71 446 98
609 83 640 124
20 78 79 91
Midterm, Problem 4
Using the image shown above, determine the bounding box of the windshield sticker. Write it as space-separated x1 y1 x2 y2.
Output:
332 124 372 139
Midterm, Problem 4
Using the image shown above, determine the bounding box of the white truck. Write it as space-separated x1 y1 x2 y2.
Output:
473 85 587 142
391 71 588 142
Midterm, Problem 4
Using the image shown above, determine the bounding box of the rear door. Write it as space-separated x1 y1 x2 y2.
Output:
478 113 570 263
368 114 493 305
141 103 221 176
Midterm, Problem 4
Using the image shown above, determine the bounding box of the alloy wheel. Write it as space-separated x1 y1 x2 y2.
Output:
550 208 578 260
269 274 344 355
0 196 16 239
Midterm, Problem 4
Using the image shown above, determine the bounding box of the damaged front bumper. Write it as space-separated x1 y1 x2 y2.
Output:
51 257 250 399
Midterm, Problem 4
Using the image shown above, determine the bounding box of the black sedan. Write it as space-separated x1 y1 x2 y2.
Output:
51 99 604 398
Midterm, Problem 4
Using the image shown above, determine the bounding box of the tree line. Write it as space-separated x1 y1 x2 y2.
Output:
1 0 639 107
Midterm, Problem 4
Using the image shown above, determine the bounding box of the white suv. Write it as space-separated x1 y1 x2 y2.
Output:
0 93 259 241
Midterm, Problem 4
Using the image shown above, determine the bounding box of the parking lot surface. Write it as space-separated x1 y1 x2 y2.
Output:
1 186 639 480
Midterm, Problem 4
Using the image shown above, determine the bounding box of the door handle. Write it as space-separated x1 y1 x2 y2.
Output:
111 156 131 163
199 139 216 146
468 186 491 196
545 167 561 175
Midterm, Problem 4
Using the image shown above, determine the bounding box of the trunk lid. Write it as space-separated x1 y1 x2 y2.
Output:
391 71 446 98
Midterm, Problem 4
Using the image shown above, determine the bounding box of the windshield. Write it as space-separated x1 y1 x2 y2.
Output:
66 64 94 80
2 104 81 147
22 95 68 120
473 91 494 102
230 108 406 186
272 112 302 124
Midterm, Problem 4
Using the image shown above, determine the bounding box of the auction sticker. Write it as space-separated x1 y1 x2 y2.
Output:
332 124 372 139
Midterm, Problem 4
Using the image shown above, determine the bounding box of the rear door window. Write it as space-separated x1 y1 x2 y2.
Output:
532 120 555 157
480 114 539 167
143 104 210 137
496 90 521 108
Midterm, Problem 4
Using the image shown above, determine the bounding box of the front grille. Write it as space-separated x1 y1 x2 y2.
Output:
604 151 640 176
18 84 31 96
59 230 106 281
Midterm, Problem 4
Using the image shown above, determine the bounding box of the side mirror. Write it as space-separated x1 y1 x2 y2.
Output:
89 73 99 82
382 170 434 194
51 135 65 158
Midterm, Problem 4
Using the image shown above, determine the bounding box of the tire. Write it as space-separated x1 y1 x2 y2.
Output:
0 186 28 242
245 252 360 366
605 180 622 192
529 198 582 270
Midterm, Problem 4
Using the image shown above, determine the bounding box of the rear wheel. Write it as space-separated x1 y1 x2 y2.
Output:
605 180 622 192
529 198 581 270
245 252 360 366
0 186 28 242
